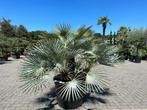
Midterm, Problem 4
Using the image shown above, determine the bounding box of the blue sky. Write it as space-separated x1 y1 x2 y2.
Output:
0 0 147 34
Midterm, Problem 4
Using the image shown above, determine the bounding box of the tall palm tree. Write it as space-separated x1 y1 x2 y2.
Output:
97 16 111 36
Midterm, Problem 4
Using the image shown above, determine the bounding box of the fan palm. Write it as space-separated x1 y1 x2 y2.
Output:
20 24 120 109
97 16 111 36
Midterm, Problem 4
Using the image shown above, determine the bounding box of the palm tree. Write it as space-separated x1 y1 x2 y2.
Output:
20 24 120 109
97 16 111 36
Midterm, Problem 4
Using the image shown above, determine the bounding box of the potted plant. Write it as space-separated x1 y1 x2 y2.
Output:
129 44 144 63
15 50 21 59
141 49 147 60
12 37 27 59
20 24 121 109
118 40 130 61
141 44 147 60
127 29 147 63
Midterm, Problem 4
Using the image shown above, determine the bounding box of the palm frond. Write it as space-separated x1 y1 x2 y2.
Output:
20 39 85 92
86 67 108 93
56 73 86 101
93 43 121 65
20 40 67 92
97 16 111 25
56 24 71 40
76 25 93 38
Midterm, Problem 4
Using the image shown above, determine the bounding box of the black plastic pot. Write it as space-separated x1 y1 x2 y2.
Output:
129 55 135 62
124 52 130 60
124 56 128 60
134 56 141 63
56 95 83 109
3 56 8 61
15 52 20 59
53 74 84 109
2 54 10 61
142 55 147 60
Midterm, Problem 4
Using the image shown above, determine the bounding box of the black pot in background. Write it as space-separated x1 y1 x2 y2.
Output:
56 95 83 109
53 74 84 109
129 55 135 62
142 55 147 60
15 52 20 59
3 53 10 61
134 56 141 63
124 55 129 60
124 52 130 60
3 56 8 61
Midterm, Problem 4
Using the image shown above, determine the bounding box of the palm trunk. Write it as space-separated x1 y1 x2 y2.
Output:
103 27 106 36
114 37 116 44
67 57 75 74
110 37 112 44
102 23 106 36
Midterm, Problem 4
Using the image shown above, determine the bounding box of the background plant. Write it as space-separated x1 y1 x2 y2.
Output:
127 28 147 58
97 16 111 36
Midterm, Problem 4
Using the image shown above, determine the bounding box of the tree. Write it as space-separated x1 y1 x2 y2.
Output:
0 18 16 37
0 34 13 60
29 30 49 40
17 25 28 38
6 24 30 56
97 16 111 36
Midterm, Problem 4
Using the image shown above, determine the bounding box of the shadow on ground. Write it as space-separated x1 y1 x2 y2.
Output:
35 88 113 110
0 60 13 65
35 87 57 110
84 88 114 104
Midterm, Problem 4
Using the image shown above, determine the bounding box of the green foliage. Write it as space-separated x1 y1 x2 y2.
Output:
17 25 28 38
117 26 131 37
0 18 16 37
0 34 13 58
29 30 54 46
0 18 31 57
97 16 111 25
127 28 147 57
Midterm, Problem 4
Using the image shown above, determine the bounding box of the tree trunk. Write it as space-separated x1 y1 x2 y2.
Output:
102 23 106 36
67 57 75 75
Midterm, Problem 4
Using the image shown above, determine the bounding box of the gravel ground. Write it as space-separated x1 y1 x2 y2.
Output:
0 57 147 110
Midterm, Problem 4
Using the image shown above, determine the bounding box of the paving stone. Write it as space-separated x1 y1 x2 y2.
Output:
0 58 147 110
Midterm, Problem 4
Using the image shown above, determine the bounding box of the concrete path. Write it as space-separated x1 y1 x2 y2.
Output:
0 58 147 110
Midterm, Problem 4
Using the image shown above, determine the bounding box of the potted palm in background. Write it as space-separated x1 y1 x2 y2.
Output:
20 24 121 109
127 29 147 63
116 26 131 60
